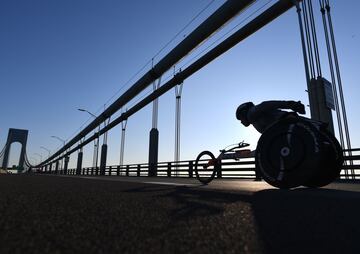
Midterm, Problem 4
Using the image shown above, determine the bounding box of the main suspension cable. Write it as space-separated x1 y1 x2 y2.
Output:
63 0 218 146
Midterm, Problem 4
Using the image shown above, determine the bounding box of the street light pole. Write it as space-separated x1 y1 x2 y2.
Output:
40 146 51 158
34 153 43 163
78 108 100 169
29 157 38 165
77 108 96 118
51 136 66 171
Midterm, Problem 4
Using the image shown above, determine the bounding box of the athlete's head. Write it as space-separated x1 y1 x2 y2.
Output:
236 102 254 127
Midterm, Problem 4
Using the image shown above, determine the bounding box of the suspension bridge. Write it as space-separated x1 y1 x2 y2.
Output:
1 0 360 252
1 0 358 179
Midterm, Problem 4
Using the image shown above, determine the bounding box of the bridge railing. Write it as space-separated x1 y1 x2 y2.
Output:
54 148 360 180
62 157 256 179
342 149 360 179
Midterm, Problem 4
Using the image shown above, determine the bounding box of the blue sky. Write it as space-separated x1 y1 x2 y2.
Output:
1 0 359 168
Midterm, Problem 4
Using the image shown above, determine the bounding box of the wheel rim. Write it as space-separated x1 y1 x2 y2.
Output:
195 151 216 184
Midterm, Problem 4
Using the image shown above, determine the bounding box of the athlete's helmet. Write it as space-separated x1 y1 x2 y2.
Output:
236 102 254 121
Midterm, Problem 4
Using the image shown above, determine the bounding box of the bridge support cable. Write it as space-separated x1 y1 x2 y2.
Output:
37 0 256 167
119 115 128 168
152 75 161 130
294 1 312 99
92 127 100 169
296 0 353 178
295 0 325 119
148 77 161 176
100 118 111 176
320 0 353 177
300 1 315 79
307 0 322 77
56 0 301 165
76 151 83 176
55 161 59 174
99 144 107 176
319 0 345 162
174 81 183 177
76 138 85 175
64 154 69 175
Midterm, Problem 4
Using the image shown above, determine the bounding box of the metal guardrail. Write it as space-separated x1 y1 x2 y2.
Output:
342 149 360 179
54 149 360 180
61 158 257 179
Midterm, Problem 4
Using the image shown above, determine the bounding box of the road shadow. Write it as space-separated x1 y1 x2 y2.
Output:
252 188 360 254
124 184 252 220
125 184 360 253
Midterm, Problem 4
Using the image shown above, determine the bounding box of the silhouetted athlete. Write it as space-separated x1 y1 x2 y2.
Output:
236 100 306 133
206 100 306 180
235 100 306 180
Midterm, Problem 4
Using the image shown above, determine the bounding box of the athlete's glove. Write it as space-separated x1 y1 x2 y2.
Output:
289 101 306 114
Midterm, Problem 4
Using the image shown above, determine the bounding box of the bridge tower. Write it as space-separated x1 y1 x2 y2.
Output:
1 128 29 172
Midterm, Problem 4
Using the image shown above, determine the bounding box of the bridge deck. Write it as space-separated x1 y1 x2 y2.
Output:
0 175 359 253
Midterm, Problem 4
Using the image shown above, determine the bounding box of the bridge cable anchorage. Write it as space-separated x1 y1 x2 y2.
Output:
324 0 353 174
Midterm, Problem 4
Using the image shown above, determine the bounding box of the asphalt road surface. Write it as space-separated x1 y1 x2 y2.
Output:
0 174 359 254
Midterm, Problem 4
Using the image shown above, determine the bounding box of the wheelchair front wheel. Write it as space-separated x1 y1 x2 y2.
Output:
194 151 217 185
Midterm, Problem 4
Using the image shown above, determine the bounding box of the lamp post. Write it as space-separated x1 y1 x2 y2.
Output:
51 136 66 171
40 146 51 158
77 108 96 118
51 136 66 145
78 108 100 169
29 157 38 165
34 153 43 163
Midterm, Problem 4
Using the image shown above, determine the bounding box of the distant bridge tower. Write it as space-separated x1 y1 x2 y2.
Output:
1 128 29 172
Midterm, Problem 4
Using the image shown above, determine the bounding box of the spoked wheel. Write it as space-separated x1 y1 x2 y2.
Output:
195 151 217 185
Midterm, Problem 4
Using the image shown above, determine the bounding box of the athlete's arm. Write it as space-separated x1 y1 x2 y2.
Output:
249 100 305 120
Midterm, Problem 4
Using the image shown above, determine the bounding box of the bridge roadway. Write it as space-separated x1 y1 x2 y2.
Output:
0 175 359 254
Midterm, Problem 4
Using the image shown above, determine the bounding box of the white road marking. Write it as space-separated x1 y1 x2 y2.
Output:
67 175 198 186
145 181 197 186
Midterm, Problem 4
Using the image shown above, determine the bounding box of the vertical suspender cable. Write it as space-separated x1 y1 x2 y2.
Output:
174 81 183 177
92 131 97 168
319 0 345 153
152 77 161 129
324 0 353 172
294 1 313 112
119 118 127 167
301 0 315 79
307 0 322 77
103 117 111 145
